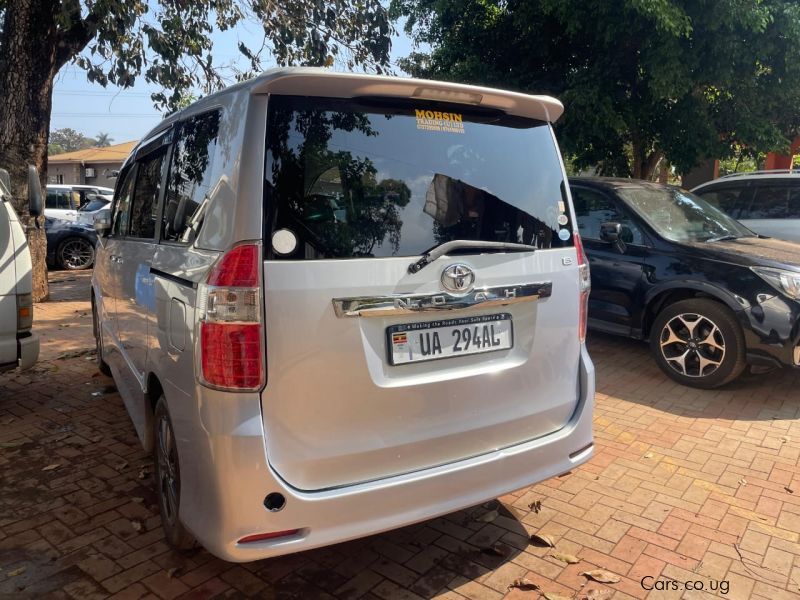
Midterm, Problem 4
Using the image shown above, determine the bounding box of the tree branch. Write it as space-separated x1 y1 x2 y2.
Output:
54 3 101 72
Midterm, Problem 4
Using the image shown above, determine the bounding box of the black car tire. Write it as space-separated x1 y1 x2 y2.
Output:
56 237 95 270
153 397 196 551
650 298 746 389
91 296 112 377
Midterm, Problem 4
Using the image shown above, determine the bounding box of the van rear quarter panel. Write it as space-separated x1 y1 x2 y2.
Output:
194 93 267 252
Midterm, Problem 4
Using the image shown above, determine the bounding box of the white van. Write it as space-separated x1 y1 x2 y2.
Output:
0 168 41 373
92 68 595 562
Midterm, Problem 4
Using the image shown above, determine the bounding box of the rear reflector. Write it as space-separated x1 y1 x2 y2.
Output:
238 529 300 544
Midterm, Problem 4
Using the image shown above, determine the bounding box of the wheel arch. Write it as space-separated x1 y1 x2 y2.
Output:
642 282 745 339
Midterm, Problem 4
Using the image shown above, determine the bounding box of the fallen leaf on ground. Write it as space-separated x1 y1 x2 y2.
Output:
0 442 23 448
131 497 144 503
7 567 26 577
530 533 556 547
481 544 506 557
528 500 542 513
581 570 621 584
130 519 143 532
543 593 571 600
780 436 790 443
738 478 747 486
584 588 613 600
114 461 128 471
550 552 581 564
166 567 182 578
137 468 148 480
785 486 794 494
41 464 61 471
475 509 498 523
507 578 539 591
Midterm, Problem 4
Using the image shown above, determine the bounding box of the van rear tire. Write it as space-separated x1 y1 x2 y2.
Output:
91 297 112 377
153 397 196 551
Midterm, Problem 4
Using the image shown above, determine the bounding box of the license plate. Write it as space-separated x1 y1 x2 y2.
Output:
387 314 513 365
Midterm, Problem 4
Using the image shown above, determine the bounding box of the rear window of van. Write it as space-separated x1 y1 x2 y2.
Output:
265 95 572 259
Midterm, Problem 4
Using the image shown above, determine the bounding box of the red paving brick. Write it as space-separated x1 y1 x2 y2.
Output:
1 270 800 598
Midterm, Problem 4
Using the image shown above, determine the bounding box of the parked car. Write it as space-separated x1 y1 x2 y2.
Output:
76 196 112 225
92 67 595 562
45 216 97 270
46 184 114 222
0 167 41 373
691 171 800 242
570 177 800 388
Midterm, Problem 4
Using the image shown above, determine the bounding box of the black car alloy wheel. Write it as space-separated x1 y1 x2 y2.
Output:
650 298 746 389
58 237 95 270
659 313 725 378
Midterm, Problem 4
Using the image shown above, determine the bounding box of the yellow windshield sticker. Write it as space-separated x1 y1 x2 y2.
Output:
415 109 465 134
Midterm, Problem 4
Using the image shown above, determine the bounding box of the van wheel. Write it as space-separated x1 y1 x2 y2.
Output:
153 397 196 551
57 237 95 270
91 297 112 376
650 299 746 389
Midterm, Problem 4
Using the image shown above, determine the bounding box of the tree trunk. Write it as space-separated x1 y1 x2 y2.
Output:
630 137 663 181
0 1 63 301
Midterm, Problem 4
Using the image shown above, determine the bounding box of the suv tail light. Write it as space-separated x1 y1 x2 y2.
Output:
199 244 265 390
574 233 590 343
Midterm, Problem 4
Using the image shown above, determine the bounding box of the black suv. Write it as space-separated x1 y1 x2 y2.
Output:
570 177 800 389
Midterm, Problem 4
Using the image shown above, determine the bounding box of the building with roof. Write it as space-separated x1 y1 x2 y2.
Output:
47 141 138 188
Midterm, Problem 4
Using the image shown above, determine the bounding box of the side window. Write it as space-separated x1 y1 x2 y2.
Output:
162 111 221 243
746 185 790 219
129 150 167 239
45 191 58 209
788 188 800 219
695 186 746 218
571 187 644 244
111 168 136 237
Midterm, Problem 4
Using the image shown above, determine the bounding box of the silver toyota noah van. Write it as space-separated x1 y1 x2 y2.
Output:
91 68 595 562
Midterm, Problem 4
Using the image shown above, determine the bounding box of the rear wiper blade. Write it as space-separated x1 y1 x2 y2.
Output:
408 240 537 274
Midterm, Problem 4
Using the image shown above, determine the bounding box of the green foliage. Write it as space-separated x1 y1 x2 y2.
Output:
392 0 800 179
48 128 96 153
47 0 393 111
95 132 113 147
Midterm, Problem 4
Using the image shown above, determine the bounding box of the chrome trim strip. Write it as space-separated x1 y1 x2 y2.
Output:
332 282 552 318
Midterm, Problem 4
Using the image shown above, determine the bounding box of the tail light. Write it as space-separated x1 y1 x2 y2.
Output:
17 293 33 332
574 233 590 343
199 243 265 390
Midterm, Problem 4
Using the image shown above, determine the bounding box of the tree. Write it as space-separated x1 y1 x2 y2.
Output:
392 0 800 181
95 132 113 147
0 1 392 301
49 128 95 154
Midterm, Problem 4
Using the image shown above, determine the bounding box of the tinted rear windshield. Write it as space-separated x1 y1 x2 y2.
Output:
265 95 571 259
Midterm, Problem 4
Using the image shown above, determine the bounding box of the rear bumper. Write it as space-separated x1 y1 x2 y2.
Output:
18 332 39 371
172 346 595 563
0 332 39 373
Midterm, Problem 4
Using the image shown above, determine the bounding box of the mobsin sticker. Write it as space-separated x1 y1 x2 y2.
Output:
415 109 465 134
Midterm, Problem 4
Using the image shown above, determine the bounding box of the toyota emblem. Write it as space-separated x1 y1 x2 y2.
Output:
441 264 476 293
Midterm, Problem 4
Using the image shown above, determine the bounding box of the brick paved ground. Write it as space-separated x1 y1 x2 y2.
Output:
1 271 799 599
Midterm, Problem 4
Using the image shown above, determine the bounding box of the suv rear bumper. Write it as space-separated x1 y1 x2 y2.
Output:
173 347 595 563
